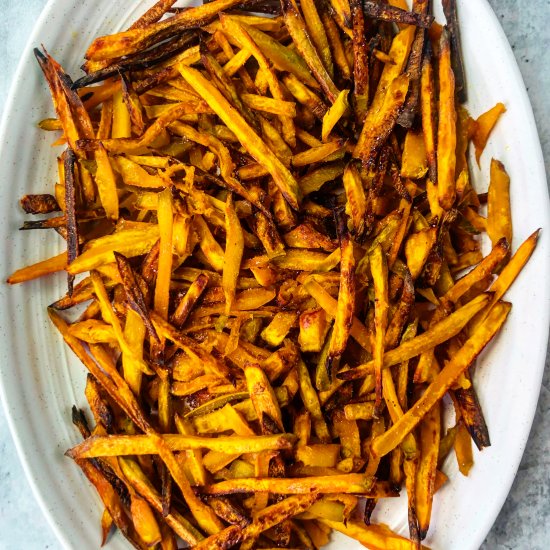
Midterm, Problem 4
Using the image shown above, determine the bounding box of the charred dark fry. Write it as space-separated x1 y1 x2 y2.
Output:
171 273 209 328
73 32 198 88
350 0 369 121
84 0 245 61
362 1 434 28
354 74 410 164
442 0 467 102
114 252 160 344
20 194 60 214
421 42 437 186
397 0 429 128
63 148 79 295
281 0 340 103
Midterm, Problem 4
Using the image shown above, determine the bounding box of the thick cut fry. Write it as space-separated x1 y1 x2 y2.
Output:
415 400 440 539
201 474 377 495
342 162 367 237
179 64 300 209
371 302 511 457
68 225 160 274
223 194 244 314
353 74 410 163
487 159 513 248
473 103 506 165
68 433 295 458
437 30 457 210
245 364 284 432
327 214 355 374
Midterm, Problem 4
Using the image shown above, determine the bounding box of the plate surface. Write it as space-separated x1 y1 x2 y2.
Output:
0 1 548 549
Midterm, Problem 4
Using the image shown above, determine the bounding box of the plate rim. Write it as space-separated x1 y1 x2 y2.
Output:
0 1 548 549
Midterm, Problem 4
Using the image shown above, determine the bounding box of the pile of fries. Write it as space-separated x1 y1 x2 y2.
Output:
8 0 540 548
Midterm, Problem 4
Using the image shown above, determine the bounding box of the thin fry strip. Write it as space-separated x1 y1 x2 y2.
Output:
371 302 512 457
281 0 340 103
371 245 389 408
437 29 457 210
179 64 301 210
339 294 491 380
327 212 356 375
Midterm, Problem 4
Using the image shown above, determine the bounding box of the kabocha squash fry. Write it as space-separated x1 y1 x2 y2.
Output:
487 159 513 248
372 303 512 458
9 1 541 547
473 102 507 165
437 29 457 210
179 64 301 210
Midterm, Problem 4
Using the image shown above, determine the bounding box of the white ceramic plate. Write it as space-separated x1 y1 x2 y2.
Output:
0 1 548 549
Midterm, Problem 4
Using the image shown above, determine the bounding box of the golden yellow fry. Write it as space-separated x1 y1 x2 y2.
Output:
281 0 340 103
322 90 349 141
68 433 295 458
473 102 506 165
487 159 513 248
241 93 297 117
67 226 159 275
201 473 378 495
154 187 174 320
415 400 440 539
470 229 540 332
7 251 66 284
304 278 372 353
320 519 419 550
437 29 457 210
370 244 389 408
179 64 301 209
372 302 512 458
223 194 244 314
339 293 491 380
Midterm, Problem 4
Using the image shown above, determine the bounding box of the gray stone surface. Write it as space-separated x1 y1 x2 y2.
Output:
0 0 548 548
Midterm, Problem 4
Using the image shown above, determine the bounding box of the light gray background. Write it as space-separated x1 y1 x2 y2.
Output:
0 1 548 548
